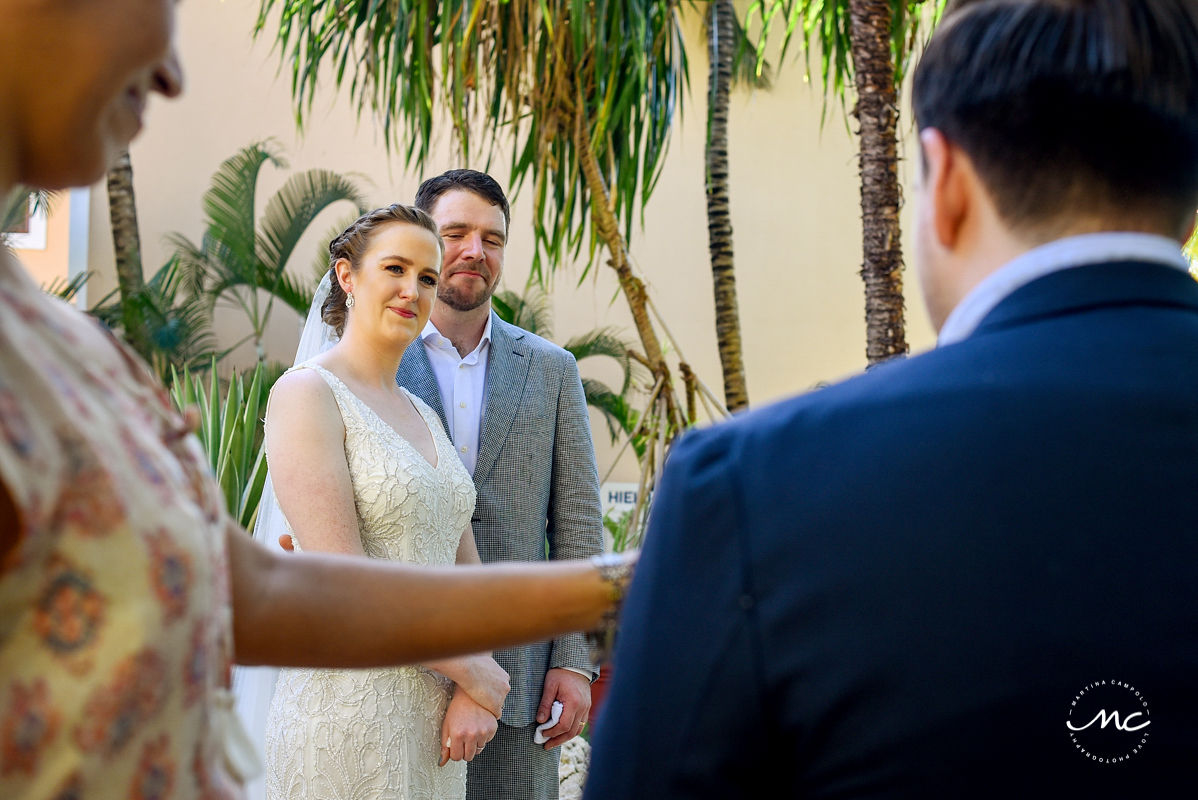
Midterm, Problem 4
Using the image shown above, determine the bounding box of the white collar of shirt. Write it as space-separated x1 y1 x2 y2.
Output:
936 232 1191 348
421 313 493 362
419 313 493 475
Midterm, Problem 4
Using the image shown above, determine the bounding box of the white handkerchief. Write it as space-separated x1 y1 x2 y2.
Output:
533 700 564 744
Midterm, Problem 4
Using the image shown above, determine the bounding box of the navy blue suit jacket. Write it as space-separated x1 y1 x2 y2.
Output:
585 261 1198 798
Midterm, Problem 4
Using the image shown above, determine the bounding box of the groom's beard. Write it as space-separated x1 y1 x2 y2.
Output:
437 269 497 312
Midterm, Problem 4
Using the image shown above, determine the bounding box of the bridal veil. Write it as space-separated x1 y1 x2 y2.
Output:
231 271 338 800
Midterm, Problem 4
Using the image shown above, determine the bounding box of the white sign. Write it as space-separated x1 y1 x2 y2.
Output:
600 482 640 517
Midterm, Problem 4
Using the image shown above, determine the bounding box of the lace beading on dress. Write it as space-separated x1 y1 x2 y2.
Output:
264 363 476 800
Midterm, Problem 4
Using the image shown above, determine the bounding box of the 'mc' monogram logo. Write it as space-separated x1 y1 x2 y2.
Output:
1066 680 1151 764
1067 708 1151 733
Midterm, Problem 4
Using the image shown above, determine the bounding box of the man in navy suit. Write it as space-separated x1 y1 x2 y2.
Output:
585 1 1198 797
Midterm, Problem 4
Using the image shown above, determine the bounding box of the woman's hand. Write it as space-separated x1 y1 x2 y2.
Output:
439 689 499 766
426 654 509 718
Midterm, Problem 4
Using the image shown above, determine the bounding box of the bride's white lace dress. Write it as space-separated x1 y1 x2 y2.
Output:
264 363 476 800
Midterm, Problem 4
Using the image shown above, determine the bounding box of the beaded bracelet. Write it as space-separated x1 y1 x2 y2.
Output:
586 552 637 664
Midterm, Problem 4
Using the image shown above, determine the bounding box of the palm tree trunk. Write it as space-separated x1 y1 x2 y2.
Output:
107 149 151 359
573 97 684 434
705 0 749 411
848 0 908 365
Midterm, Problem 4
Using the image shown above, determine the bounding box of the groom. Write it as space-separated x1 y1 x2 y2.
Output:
398 169 604 800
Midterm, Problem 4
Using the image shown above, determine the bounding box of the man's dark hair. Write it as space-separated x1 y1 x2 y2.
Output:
414 169 511 234
913 0 1198 236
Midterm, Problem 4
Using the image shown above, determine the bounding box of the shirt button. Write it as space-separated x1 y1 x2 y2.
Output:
460 446 468 453
459 401 467 408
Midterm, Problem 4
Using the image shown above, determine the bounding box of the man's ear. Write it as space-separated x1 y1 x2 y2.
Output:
919 128 972 251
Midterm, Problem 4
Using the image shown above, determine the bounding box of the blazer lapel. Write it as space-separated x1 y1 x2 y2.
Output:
474 313 532 482
395 339 450 436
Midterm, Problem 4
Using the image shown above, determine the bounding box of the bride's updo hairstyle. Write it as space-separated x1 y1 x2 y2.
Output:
322 203 444 337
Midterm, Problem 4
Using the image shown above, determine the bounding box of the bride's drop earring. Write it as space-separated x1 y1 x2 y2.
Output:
345 292 355 309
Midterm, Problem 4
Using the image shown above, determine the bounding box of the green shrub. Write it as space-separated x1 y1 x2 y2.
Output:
170 359 270 532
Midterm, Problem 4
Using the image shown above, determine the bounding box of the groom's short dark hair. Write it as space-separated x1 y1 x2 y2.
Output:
415 169 511 235
913 0 1198 236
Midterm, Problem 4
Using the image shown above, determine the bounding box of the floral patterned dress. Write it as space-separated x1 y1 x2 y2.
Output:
0 253 245 798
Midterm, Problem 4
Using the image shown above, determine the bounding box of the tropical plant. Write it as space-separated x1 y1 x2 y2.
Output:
41 271 91 303
92 258 223 384
704 0 750 411
2 186 54 247
702 0 811 411
170 359 272 532
603 507 639 553
492 286 642 444
254 0 739 546
796 0 946 364
105 149 156 361
171 140 369 364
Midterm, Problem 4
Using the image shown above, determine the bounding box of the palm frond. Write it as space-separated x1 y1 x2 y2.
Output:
92 258 222 383
255 0 689 275
493 286 553 336
795 0 946 123
41 271 91 302
275 269 325 315
165 232 217 300
564 326 638 395
581 377 638 442
202 141 285 277
2 187 55 246
256 168 371 306
168 142 367 353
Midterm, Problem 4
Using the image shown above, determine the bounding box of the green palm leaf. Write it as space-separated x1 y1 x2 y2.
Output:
255 0 688 275
257 169 371 310
2 186 54 241
564 327 637 395
41 271 90 302
169 141 368 361
493 287 553 335
169 359 272 529
792 0 944 120
203 141 283 274
92 257 223 382
582 376 638 442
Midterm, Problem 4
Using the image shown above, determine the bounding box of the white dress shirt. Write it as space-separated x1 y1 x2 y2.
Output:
421 315 492 476
937 232 1191 348
420 314 594 686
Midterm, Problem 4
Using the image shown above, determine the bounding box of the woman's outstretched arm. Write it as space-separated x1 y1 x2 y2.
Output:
228 519 630 668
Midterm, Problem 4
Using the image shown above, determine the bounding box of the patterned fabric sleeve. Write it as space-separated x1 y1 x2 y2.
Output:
0 258 243 798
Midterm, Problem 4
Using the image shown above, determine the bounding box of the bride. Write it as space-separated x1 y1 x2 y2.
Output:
252 204 508 799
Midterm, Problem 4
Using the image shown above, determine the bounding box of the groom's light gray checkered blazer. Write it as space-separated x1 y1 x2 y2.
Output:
397 312 604 723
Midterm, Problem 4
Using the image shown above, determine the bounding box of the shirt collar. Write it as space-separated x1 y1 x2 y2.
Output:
421 312 494 355
937 232 1191 347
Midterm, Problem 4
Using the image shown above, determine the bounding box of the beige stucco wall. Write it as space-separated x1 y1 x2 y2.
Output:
78 0 937 482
